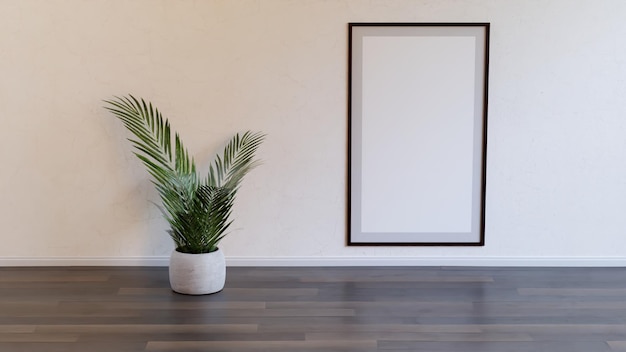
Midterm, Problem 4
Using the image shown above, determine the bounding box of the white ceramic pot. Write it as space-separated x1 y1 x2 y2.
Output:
169 249 226 295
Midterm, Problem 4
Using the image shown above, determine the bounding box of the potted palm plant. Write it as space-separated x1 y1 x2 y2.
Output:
104 95 264 295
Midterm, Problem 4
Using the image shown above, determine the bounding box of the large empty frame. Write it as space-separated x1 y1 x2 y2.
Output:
348 23 489 246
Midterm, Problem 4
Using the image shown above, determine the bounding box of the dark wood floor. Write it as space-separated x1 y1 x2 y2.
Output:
1 266 626 351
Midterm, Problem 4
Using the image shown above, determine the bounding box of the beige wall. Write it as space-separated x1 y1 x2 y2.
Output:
2 0 626 265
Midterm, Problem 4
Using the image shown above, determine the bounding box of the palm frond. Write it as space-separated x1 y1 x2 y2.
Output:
208 131 266 189
105 96 172 173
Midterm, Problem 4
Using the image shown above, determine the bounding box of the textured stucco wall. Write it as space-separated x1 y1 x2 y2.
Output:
1 0 626 264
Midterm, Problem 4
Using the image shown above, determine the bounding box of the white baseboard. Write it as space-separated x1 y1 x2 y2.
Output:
227 256 626 267
1 256 626 267
0 257 170 267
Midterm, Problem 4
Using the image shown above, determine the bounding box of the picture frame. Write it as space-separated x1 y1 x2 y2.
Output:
348 23 490 246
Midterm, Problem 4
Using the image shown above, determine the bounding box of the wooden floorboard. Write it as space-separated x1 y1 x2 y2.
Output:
0 266 625 351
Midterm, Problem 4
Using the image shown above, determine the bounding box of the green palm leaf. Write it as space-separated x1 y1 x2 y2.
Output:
104 95 264 254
